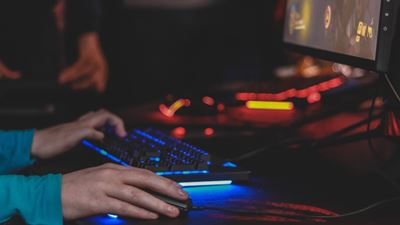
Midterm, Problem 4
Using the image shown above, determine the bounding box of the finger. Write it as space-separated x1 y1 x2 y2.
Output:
79 111 95 121
121 168 189 201
101 163 129 170
71 76 96 91
93 70 108 93
59 60 94 84
106 197 158 220
108 185 180 218
82 128 105 141
88 110 127 137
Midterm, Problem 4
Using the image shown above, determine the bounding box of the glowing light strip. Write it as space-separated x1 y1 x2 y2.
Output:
223 162 238 168
179 180 233 187
82 140 129 167
236 77 344 102
107 214 119 219
156 170 209 176
134 129 166 145
246 101 294 110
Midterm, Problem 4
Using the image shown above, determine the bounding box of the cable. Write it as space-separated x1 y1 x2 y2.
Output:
227 138 307 162
366 77 385 162
228 113 383 163
384 73 400 103
368 74 400 193
193 196 400 220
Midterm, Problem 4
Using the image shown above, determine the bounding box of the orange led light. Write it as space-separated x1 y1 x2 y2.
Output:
159 99 191 117
246 101 294 111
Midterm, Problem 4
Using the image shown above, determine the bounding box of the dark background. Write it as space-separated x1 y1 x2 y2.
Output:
101 0 283 105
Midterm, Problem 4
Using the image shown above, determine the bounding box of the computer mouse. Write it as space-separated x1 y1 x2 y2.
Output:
149 191 193 216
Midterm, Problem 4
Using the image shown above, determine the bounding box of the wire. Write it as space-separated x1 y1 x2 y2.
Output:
193 196 400 220
366 78 384 162
368 73 400 193
384 73 400 103
306 196 400 219
228 113 383 163
227 138 306 162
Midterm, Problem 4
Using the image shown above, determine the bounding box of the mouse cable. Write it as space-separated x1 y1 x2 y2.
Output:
226 137 307 162
192 196 400 220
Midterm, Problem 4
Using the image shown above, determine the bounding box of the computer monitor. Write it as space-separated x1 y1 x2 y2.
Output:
283 0 399 72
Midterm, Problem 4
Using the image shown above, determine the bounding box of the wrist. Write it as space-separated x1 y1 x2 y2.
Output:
79 32 100 52
31 130 44 159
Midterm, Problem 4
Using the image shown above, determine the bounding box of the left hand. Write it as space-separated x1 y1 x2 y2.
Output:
32 109 127 159
59 32 108 93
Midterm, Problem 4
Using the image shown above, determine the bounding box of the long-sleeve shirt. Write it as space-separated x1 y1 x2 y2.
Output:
0 130 63 225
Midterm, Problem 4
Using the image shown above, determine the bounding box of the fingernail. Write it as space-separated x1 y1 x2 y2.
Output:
177 188 188 198
149 212 158 219
168 206 179 216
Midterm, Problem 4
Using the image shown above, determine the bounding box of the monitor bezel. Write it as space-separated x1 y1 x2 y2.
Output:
283 0 395 73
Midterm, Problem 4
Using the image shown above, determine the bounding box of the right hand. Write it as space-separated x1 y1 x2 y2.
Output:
62 163 189 220
0 60 21 79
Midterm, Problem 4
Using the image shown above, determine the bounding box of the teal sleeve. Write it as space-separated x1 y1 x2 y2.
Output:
0 174 63 225
0 130 36 174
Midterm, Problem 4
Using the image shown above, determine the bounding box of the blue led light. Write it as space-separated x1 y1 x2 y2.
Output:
179 180 233 187
223 162 238 168
134 129 166 145
82 140 129 167
149 157 161 162
156 170 209 176
107 214 119 219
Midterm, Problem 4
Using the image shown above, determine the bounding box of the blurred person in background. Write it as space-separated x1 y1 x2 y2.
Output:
0 0 108 93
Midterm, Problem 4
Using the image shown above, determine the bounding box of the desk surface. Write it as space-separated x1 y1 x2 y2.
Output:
74 174 400 225
22 107 398 225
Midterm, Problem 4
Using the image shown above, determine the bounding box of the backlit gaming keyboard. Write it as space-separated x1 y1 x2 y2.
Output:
82 128 250 186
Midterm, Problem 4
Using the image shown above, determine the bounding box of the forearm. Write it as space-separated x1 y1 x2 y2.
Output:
0 174 63 225
0 130 35 174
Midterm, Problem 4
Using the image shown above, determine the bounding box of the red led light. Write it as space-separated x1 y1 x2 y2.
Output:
202 96 215 106
234 77 344 102
307 92 322 104
184 99 192 107
296 89 308 98
172 127 186 138
204 128 215 137
217 103 225 112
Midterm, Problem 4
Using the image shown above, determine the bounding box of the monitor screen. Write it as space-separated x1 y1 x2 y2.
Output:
283 0 382 61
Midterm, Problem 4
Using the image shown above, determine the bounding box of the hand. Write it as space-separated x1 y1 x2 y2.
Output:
333 63 367 78
0 60 21 80
32 109 127 159
62 163 189 220
59 32 108 93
